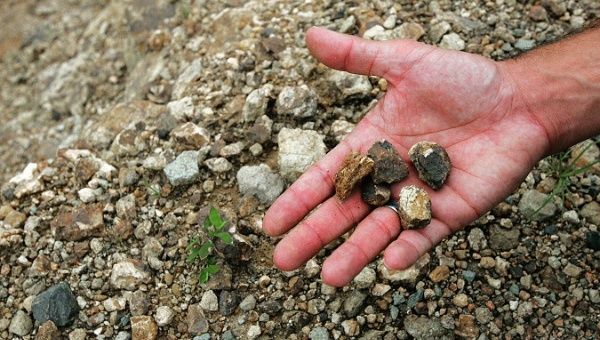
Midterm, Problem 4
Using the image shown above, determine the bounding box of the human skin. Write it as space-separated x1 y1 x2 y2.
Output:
263 25 600 287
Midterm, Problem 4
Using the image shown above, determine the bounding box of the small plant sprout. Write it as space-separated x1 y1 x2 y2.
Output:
187 207 234 283
532 140 600 218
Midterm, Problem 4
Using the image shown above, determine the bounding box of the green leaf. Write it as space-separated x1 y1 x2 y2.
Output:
203 216 212 229
186 250 199 263
199 269 210 283
205 264 220 274
186 238 199 250
209 207 222 227
214 231 233 244
196 242 213 260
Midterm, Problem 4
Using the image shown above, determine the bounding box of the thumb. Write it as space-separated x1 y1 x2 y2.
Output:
305 26 416 79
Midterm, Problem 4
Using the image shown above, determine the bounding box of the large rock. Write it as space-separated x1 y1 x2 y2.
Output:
276 85 317 118
51 204 105 241
277 128 327 181
489 225 520 251
163 151 200 186
187 304 208 335
237 164 285 205
110 260 151 290
518 189 556 221
32 282 79 327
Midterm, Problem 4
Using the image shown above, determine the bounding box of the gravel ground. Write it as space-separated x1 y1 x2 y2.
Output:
1 0 599 339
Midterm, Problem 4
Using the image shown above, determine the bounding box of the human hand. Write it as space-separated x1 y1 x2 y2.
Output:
263 27 550 287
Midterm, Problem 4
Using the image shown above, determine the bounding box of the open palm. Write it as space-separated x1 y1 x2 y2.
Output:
263 27 550 286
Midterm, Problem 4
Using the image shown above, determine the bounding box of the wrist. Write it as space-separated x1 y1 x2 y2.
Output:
502 30 600 155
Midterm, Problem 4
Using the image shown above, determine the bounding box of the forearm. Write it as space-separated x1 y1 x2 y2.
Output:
504 22 600 154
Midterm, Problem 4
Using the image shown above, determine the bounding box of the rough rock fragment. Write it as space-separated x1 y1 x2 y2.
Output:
32 282 80 327
237 164 285 205
110 260 151 290
131 316 158 340
275 85 317 118
398 185 431 229
408 141 451 190
368 140 408 184
51 204 105 241
171 122 210 149
277 128 326 181
163 151 200 186
335 153 374 200
361 178 391 206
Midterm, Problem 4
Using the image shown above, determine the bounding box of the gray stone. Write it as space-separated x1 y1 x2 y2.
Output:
239 295 257 311
489 226 520 251
404 315 452 339
164 151 200 186
341 319 360 336
519 189 556 221
277 128 327 181
580 201 600 225
154 306 175 327
514 39 536 51
309 326 330 340
9 310 32 336
563 263 583 277
541 0 567 16
467 227 487 251
129 290 149 316
276 85 317 118
200 290 219 312
114 331 131 340
173 59 203 99
343 290 366 317
242 85 272 122
440 33 465 50
353 267 376 289
330 120 355 142
204 157 232 173
32 282 79 327
328 71 372 99
167 96 195 121
237 164 285 205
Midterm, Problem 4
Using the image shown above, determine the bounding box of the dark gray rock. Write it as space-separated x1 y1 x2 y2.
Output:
403 315 452 339
32 282 79 327
361 177 391 206
219 291 239 316
367 140 408 184
408 141 451 190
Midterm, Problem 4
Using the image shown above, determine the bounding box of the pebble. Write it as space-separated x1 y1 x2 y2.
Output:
562 210 580 224
519 189 557 220
514 39 536 51
200 290 219 312
131 315 158 340
489 225 520 250
378 254 430 283
429 21 451 43
239 295 256 311
309 326 329 340
328 71 372 99
9 310 32 337
330 119 355 142
110 260 150 290
341 320 360 336
219 291 239 316
186 304 208 335
334 152 374 200
395 22 425 40
32 282 80 327
154 306 174 327
439 33 465 51
167 96 195 121
36 320 60 340
276 85 317 118
343 291 366 317
398 185 432 229
242 85 272 122
404 315 450 338
237 164 285 204
247 324 262 339
452 293 469 307
171 122 211 149
455 314 479 338
204 157 233 173
352 267 376 289
563 263 583 277
409 141 451 189
277 128 327 181
164 151 200 186
467 227 487 251
368 140 408 184
580 201 600 225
